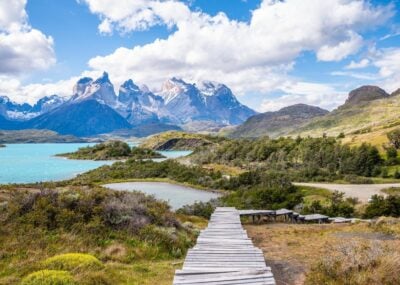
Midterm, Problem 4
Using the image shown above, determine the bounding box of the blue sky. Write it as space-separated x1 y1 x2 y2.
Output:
1 0 400 111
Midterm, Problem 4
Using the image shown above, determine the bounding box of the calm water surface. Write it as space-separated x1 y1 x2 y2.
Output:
104 182 221 209
0 144 191 184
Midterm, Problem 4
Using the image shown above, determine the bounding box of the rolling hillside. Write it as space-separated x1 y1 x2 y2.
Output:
230 104 329 138
290 86 400 148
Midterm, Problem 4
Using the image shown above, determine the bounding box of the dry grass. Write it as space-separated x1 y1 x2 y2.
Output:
245 222 400 285
202 164 245 176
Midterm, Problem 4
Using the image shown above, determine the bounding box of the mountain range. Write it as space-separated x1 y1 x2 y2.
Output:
0 72 256 136
229 85 400 148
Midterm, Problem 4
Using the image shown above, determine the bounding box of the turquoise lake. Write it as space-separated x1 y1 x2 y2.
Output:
0 144 191 184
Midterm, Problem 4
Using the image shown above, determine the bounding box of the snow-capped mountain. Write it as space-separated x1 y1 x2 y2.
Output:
0 72 256 136
0 95 63 121
158 78 209 123
199 81 256 124
117 79 165 125
158 78 257 124
70 72 117 107
31 95 66 113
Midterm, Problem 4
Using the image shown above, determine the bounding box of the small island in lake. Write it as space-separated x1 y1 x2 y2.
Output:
0 144 5 147
57 140 165 160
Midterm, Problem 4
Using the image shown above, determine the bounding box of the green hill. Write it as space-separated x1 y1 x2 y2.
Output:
290 87 400 148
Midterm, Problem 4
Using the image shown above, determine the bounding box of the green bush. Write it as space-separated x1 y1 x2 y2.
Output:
21 270 76 285
43 253 104 272
364 195 400 218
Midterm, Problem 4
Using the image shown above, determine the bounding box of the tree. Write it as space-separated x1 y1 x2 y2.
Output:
387 129 400 149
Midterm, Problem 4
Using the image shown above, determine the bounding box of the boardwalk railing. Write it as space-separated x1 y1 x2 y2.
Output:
173 207 276 285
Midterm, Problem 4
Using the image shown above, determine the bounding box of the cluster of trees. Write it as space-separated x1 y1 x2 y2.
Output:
58 140 164 160
193 136 383 181
302 191 356 218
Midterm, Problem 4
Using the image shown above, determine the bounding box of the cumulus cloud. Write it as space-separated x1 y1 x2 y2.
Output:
0 0 55 76
85 0 392 99
81 0 191 34
345 58 370 69
373 48 400 92
4 0 394 110
261 82 347 112
0 75 79 105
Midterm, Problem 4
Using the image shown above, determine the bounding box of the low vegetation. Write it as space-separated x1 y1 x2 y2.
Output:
21 270 76 285
140 131 224 150
0 129 86 143
245 218 400 285
57 140 164 160
306 241 400 285
43 253 104 272
0 186 196 284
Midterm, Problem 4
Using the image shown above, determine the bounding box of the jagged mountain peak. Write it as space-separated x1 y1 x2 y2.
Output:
198 81 226 94
76 77 93 84
32 94 66 113
0 95 11 103
71 71 117 106
160 77 196 105
121 79 140 91
94 71 111 84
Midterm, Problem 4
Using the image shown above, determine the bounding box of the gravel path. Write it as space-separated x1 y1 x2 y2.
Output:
294 182 400 202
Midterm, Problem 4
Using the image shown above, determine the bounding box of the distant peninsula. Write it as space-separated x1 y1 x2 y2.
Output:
0 130 90 143
57 140 165 161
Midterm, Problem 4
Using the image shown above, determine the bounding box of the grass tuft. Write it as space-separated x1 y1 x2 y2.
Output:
43 253 104 272
21 270 76 285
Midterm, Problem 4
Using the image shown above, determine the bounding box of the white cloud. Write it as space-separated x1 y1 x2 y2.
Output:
0 0 55 75
331 71 377 80
0 0 27 32
85 0 392 97
261 82 347 112
316 32 363 61
345 58 370 69
0 75 79 105
373 48 400 92
81 0 191 34
3 0 394 110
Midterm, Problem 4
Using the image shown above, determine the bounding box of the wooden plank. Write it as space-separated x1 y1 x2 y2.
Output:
173 207 276 285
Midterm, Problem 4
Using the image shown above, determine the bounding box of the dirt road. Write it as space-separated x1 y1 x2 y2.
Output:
295 182 400 202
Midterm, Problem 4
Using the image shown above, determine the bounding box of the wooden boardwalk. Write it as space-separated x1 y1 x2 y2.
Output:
173 207 276 285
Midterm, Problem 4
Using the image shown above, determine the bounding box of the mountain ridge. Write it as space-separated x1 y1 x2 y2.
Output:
230 103 329 138
0 72 256 136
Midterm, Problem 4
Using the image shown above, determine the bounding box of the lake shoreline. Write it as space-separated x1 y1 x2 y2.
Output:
103 181 222 209
100 177 225 194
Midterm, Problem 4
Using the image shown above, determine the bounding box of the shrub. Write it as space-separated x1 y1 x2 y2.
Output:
21 270 76 285
387 129 400 149
302 191 355 217
343 174 373 184
177 199 220 218
364 195 400 218
43 253 103 272
305 241 400 285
